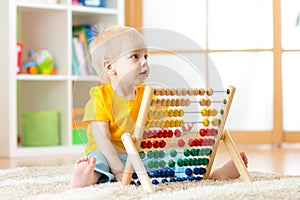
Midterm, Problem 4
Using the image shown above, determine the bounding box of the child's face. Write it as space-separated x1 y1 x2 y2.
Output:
112 48 149 85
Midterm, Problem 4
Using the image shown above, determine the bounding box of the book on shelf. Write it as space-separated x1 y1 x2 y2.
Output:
72 25 96 76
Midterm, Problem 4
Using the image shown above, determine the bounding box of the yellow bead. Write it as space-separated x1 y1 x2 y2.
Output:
212 109 218 116
179 109 184 117
201 108 208 116
212 118 220 126
165 120 170 128
203 118 210 127
168 109 174 117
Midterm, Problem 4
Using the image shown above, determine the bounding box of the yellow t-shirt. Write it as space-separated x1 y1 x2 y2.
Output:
83 84 145 154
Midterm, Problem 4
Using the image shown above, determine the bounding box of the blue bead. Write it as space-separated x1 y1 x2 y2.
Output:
170 177 176 182
185 168 193 176
152 179 159 185
130 180 136 185
136 180 141 185
161 178 168 183
199 167 206 175
193 167 200 175
169 169 175 177
132 173 138 179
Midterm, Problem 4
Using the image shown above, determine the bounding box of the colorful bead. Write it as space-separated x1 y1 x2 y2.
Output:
174 129 182 137
152 179 159 185
170 149 177 157
185 168 193 176
139 151 146 159
168 159 176 167
178 139 185 147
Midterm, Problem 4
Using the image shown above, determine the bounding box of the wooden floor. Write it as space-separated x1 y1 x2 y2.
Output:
0 143 300 176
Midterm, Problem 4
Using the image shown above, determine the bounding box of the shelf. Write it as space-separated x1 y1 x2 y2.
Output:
71 5 118 15
16 74 69 81
1 0 124 158
16 1 67 11
71 75 98 81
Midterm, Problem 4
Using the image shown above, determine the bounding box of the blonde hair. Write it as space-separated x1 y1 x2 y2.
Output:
89 26 147 84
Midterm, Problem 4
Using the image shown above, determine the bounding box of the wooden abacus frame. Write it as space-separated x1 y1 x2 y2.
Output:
121 85 252 192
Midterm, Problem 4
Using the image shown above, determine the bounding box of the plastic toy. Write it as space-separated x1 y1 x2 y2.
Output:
22 50 38 74
35 50 56 74
22 50 56 75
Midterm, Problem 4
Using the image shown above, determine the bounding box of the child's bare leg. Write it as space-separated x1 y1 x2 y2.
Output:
209 152 248 180
70 156 101 188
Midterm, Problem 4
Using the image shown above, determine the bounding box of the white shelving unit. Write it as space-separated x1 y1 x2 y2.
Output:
2 0 124 157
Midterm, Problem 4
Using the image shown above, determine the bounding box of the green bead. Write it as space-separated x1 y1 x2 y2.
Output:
159 160 166 168
153 160 159 168
203 158 209 165
177 158 184 167
168 159 176 167
184 158 189 166
206 148 212 155
153 150 159 158
158 150 165 158
194 158 199 165
139 151 146 159
184 149 191 157
189 158 194 165
148 161 154 168
147 150 154 158
190 148 197 156
170 149 177 157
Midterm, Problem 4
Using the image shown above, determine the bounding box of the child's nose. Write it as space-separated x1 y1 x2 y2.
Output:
141 58 148 66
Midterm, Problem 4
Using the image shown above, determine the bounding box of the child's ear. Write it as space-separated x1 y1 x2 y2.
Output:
104 59 116 75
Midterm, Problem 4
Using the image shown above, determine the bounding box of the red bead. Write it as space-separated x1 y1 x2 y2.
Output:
194 138 200 146
159 140 166 148
206 128 211 136
198 138 204 146
178 139 185 147
143 131 148 138
209 138 215 146
152 140 160 148
188 138 194 147
140 141 147 149
211 128 217 136
146 140 152 148
163 130 168 138
174 129 182 137
157 130 163 138
199 129 206 137
167 130 173 138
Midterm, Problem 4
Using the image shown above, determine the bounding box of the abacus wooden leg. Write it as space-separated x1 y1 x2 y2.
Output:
121 133 154 192
222 130 252 182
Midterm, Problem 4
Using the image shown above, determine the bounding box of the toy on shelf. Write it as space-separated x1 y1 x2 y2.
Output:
22 50 56 75
16 42 23 74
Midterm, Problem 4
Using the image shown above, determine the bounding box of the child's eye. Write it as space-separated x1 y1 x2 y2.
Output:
144 54 148 60
131 54 139 59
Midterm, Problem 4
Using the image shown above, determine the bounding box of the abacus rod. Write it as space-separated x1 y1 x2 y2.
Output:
122 86 154 186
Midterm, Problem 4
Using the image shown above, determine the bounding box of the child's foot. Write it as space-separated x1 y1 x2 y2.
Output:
70 156 101 188
209 152 248 180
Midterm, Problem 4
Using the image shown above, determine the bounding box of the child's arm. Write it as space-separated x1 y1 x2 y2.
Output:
91 121 124 181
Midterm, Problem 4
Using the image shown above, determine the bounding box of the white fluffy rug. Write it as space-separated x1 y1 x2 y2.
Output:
0 165 299 200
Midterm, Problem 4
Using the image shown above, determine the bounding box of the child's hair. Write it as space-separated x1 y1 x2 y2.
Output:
89 26 147 84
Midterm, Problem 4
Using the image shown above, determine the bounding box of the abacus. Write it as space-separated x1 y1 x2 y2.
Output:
121 85 252 192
